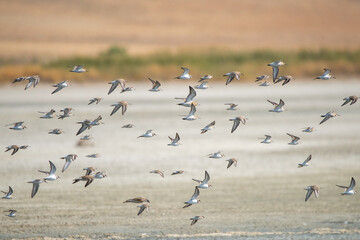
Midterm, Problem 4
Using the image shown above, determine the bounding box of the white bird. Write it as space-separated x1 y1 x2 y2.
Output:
1 186 13 199
194 81 209 89
61 154 78 172
108 79 126 95
168 133 181 146
38 161 60 181
229 116 247 133
4 210 17 217
255 75 270 82
7 122 26 130
267 61 285 82
14 75 40 90
224 103 238 111
52 80 71 94
110 101 128 116
260 135 272 144
27 179 45 198
207 151 224 158
177 86 197 107
268 99 286 113
192 170 211 189
183 187 200 208
176 67 192 79
69 65 87 73
287 133 300 145
199 75 213 82
201 121 215 134
319 111 340 124
39 109 56 119
223 71 242 85
304 185 319 202
314 68 336 80
182 103 198 121
148 78 161 92
138 130 156 138
336 177 356 195
298 154 312 168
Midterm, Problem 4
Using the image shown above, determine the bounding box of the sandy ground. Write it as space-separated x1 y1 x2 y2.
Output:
1 0 360 60
1 80 360 239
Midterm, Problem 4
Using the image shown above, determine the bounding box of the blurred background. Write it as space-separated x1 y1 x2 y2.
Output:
0 0 360 82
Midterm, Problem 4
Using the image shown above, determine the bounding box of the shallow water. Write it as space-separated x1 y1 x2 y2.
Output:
0 80 359 239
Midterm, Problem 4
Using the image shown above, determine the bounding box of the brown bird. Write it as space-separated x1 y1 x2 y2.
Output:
123 197 150 204
72 175 94 187
150 170 164 178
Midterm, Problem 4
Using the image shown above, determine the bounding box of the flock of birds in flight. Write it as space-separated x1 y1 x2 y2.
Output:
3 62 358 226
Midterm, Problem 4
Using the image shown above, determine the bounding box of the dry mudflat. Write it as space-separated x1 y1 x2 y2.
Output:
0 81 360 239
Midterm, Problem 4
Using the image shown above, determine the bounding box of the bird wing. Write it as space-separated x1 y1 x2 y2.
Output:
278 99 285 108
227 160 234 169
189 104 196 115
304 155 312 164
8 186 13 195
121 103 127 115
323 68 331 75
191 187 200 199
49 161 56 175
108 82 118 95
319 114 331 124
174 133 180 143
203 171 210 184
182 67 190 75
231 119 240 133
137 205 146 216
76 123 88 136
272 66 279 82
31 182 40 198
51 87 62 94
348 177 356 191
341 98 351 106
267 100 278 106
225 75 235 85
110 104 121 116
62 159 71 173
191 219 198 225
305 188 314 202
185 86 197 102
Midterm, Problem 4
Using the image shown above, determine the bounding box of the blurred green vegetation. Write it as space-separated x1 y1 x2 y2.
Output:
1 47 360 83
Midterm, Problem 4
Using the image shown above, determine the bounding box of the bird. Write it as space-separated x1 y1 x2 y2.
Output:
58 108 73 120
14 75 40 90
27 179 45 198
192 170 211 189
137 203 150 216
4 210 17 217
168 133 181 146
86 153 101 158
76 119 92 136
171 170 184 175
208 151 225 159
314 68 336 80
7 122 26 130
267 61 285 82
110 101 128 116
190 216 205 226
341 96 358 106
304 185 319 202
148 78 161 92
88 97 102 105
38 109 56 119
1 186 14 199
298 154 312 168
229 116 247 133
108 79 126 95
302 127 315 133
258 81 271 86
226 158 237 169
138 130 156 138
274 75 293 85
123 197 150 204
120 84 135 93
255 75 270 82
224 103 238 111
268 99 286 112
48 128 64 135
52 80 71 94
60 154 78 172
122 124 135 128
150 170 164 178
176 67 192 79
223 71 242 85
176 86 197 107
72 175 94 187
287 133 300 145
182 103 198 121
319 111 340 124
336 177 356 195
260 135 272 144
201 121 215 134
69 65 87 73
194 81 209 89
38 161 60 181
183 187 200 208
94 172 107 179
5 145 29 155
80 135 93 140
199 75 212 82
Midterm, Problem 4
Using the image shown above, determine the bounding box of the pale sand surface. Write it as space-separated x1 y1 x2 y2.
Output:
0 80 360 239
